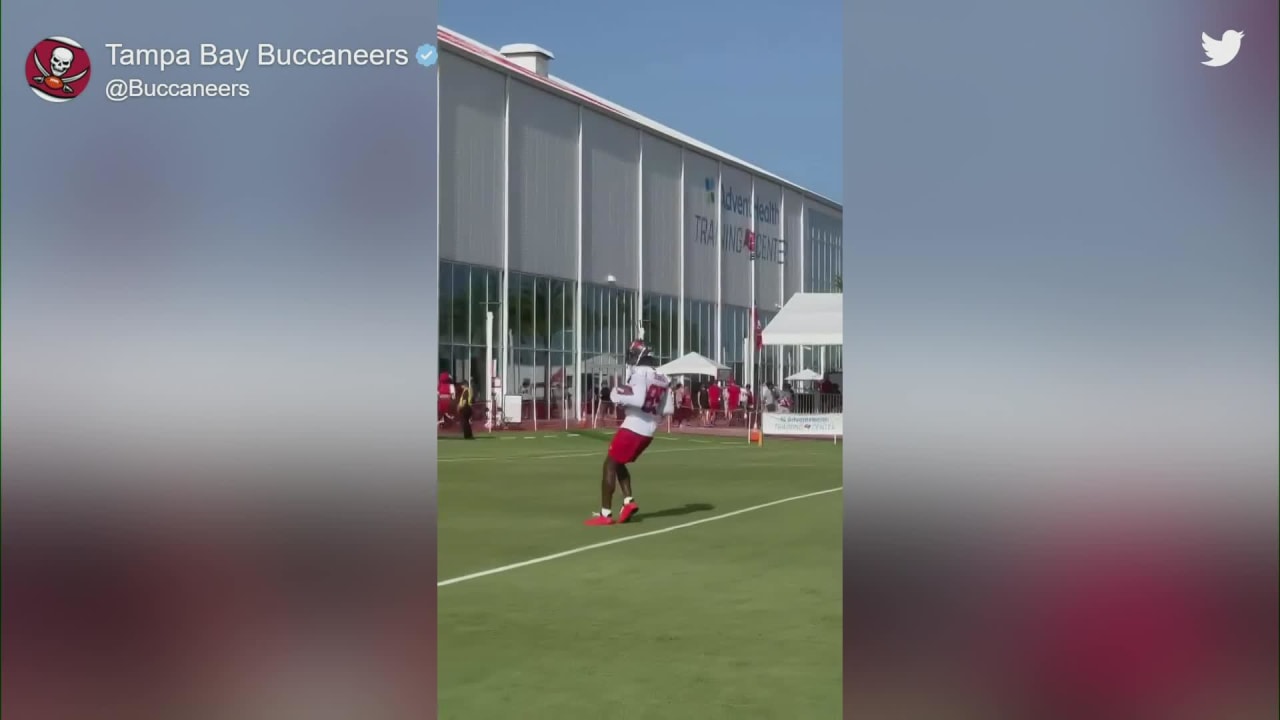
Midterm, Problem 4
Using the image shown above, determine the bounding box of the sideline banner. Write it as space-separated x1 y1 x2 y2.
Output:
761 412 842 437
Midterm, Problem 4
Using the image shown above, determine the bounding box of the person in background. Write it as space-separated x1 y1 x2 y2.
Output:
456 378 474 440
778 382 794 413
761 381 777 412
818 376 835 412
673 382 690 427
726 378 742 425
598 382 613 424
707 380 723 425
437 371 455 426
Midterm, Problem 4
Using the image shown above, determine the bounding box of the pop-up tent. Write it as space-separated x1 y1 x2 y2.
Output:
657 352 728 377
761 292 842 346
582 353 624 372
785 368 823 381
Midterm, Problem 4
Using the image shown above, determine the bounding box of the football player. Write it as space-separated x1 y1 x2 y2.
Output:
585 339 673 526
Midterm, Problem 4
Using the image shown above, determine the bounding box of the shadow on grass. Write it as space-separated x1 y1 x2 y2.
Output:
628 502 715 523
439 435 500 441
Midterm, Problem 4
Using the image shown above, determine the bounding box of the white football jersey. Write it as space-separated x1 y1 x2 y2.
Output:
610 365 673 437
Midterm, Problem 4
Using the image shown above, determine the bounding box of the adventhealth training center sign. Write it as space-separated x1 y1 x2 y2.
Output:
691 177 785 264
761 412 843 437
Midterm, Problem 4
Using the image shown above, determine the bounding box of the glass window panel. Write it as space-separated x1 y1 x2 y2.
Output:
561 281 569 350
546 351 562 421
507 273 522 350
680 295 691 353
702 302 708 359
512 273 524 348
589 285 599 355
668 295 677 359
641 296 653 348
687 299 694 355
439 261 453 347
609 289 621 359
664 295 673 360
605 289 616 358
470 267 486 345
675 298 680 356
696 301 707 358
694 301 702 357
660 293 670 356
521 275 530 349
595 288 606 357
438 341 451 375
534 277 548 350
548 280 561 351
521 274 537 348
585 286 596 355
452 263 470 344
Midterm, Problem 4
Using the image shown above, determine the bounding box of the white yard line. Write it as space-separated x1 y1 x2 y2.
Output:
438 445 736 463
438 487 842 587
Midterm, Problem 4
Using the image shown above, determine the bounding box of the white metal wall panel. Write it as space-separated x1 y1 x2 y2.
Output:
783 189 804 297
508 81 578 278
753 177 784 310
682 151 718 302
827 205 844 291
641 135 681 298
438 54 504 268
805 203 842 292
718 164 752 308
582 110 640 289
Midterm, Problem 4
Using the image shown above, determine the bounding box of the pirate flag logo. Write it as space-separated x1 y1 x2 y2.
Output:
27 37 92 103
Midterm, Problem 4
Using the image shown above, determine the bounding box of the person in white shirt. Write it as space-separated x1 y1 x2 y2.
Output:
760 382 777 412
585 339 674 526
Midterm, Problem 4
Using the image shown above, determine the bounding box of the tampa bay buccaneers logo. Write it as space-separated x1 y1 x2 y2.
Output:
27 37 92 102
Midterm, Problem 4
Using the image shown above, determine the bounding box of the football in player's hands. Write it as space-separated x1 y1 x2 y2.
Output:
614 386 634 395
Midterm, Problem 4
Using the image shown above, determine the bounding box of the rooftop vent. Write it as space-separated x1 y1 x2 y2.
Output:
498 43 554 76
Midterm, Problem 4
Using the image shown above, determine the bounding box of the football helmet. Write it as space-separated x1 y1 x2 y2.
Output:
625 339 657 367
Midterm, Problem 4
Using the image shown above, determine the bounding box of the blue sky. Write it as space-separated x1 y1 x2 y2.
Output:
441 0 843 202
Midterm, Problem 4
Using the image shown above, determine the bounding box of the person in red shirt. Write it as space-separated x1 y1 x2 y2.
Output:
707 381 722 425
437 371 455 425
675 382 693 427
726 379 741 424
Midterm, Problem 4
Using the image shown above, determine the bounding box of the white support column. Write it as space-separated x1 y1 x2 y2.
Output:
636 129 644 340
574 104 584 421
798 197 808 369
799 197 807 293
499 75 511 406
714 162 723 364
748 175 756 390
677 147 686 356
776 191 786 387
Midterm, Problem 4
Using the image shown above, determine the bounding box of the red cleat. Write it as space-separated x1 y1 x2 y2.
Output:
584 514 614 526
617 502 639 524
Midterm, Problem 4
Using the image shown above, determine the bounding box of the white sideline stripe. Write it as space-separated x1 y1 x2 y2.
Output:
438 446 735 463
438 487 842 587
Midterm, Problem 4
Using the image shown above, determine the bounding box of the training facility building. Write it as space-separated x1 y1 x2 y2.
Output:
437 27 843 418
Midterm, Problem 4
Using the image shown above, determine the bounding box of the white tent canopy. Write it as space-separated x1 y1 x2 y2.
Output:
786 368 823 381
582 353 623 372
761 292 842 346
657 352 728 377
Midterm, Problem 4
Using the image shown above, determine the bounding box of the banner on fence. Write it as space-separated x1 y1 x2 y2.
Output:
761 412 843 437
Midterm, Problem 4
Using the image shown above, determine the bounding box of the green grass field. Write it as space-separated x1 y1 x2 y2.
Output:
438 431 843 719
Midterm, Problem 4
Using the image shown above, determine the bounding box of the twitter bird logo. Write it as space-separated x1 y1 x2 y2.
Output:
1201 30 1243 67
